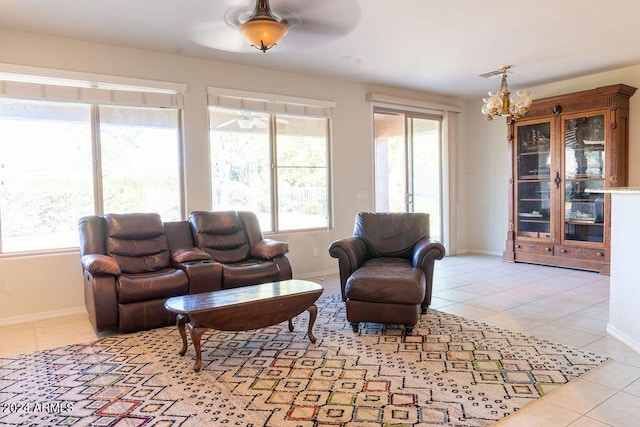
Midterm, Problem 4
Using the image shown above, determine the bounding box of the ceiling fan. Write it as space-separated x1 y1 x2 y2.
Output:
190 0 361 53
216 112 288 129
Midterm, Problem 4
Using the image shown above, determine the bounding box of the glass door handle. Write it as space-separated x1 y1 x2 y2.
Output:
405 193 414 205
554 172 561 189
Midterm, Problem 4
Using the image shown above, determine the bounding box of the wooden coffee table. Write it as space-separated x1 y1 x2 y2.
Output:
164 279 323 371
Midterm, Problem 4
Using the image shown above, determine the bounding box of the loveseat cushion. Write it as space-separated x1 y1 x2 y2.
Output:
189 211 251 263
221 260 281 289
105 213 171 274
345 258 425 305
117 268 189 304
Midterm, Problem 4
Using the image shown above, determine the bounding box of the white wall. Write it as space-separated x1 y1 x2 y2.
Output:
462 64 640 256
0 29 465 323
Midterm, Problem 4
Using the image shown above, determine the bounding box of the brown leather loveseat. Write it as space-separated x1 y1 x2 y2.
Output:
79 211 291 333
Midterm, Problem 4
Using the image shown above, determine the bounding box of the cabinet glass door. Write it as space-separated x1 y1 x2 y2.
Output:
563 114 605 243
516 122 552 239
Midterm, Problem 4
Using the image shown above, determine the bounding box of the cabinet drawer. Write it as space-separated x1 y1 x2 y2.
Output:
515 242 554 255
556 246 607 261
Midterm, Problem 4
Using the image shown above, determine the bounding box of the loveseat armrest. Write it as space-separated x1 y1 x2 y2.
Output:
250 239 289 260
171 247 211 263
83 271 118 332
328 237 368 301
81 254 121 276
173 259 223 294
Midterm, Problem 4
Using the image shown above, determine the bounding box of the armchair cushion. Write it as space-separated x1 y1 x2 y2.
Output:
81 254 121 276
250 239 289 259
355 212 429 258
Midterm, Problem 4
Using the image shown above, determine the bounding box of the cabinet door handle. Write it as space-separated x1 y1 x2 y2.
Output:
560 248 567 253
545 246 551 252
596 252 604 257
554 171 561 189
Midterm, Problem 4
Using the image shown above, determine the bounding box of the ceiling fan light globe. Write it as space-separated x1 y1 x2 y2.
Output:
239 18 288 52
237 118 254 129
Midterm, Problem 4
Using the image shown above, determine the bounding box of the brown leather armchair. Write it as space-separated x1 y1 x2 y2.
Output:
188 211 292 288
328 212 445 334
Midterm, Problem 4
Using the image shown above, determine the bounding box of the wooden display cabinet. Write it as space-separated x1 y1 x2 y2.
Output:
503 84 636 273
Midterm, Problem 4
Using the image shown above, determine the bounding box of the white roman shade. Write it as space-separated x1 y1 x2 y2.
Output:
207 87 335 118
0 65 185 108
366 92 462 115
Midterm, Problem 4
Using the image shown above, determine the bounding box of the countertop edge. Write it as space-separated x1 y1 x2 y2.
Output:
585 187 640 194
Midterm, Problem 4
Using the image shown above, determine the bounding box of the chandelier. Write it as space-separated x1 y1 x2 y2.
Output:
238 0 288 53
481 66 532 121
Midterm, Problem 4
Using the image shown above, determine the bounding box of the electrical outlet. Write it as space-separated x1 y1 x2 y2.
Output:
312 248 318 257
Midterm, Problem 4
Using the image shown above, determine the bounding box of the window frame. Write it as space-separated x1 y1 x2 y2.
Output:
208 106 333 234
0 70 185 255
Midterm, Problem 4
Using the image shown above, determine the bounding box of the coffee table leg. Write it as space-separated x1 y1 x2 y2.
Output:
176 314 189 356
307 304 318 343
187 323 206 372
288 319 294 332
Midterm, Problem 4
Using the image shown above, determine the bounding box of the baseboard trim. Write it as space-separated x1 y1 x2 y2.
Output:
294 269 338 280
607 323 640 355
0 306 87 327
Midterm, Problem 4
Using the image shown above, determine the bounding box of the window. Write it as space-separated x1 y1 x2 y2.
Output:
99 106 181 220
0 73 184 254
208 89 333 232
0 99 94 252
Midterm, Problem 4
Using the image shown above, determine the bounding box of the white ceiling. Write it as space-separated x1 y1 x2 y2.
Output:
1 0 640 97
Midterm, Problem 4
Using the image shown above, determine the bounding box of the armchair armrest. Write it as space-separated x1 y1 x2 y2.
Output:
411 238 446 269
250 239 289 260
411 237 445 310
81 254 121 276
328 237 368 301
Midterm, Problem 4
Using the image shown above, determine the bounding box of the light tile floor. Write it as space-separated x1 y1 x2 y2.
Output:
1 253 640 426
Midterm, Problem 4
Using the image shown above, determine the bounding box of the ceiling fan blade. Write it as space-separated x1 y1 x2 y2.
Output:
216 118 237 129
253 119 268 128
189 21 254 53
223 5 254 27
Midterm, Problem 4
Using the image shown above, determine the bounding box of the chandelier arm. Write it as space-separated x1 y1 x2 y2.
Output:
481 67 531 121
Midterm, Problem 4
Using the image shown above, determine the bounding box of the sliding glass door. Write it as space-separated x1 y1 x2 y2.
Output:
374 109 442 241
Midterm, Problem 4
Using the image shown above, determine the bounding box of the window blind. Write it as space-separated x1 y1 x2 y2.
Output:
366 92 462 115
0 68 185 108
207 87 335 118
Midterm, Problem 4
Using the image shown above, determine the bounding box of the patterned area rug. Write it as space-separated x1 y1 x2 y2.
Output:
0 293 608 426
